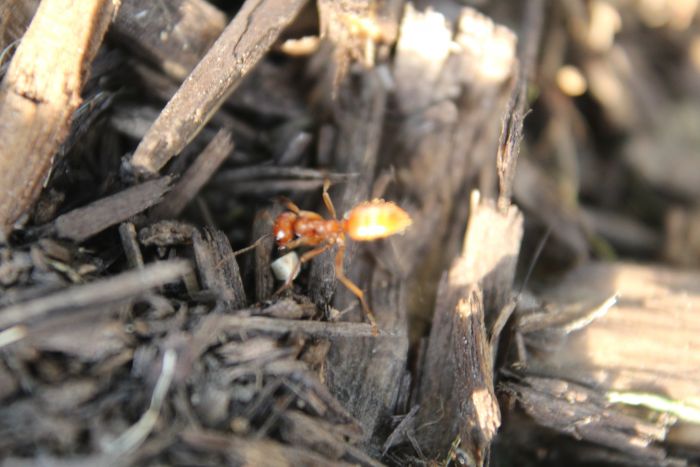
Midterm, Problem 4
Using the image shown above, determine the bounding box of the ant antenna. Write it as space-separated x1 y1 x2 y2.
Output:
517 226 551 298
213 233 271 270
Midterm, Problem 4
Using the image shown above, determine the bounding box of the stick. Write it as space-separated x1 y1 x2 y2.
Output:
54 177 172 242
129 0 306 176
150 130 233 219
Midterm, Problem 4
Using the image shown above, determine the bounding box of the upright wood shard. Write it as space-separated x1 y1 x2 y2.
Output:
415 192 523 462
388 5 517 341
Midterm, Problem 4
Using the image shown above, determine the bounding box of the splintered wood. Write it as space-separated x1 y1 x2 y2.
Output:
0 0 119 235
415 192 523 462
520 262 700 403
388 5 517 342
193 228 246 309
506 374 670 462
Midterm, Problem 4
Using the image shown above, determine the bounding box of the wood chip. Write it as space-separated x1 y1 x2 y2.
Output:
193 228 246 309
521 261 700 403
505 373 669 462
415 191 523 461
54 177 172 242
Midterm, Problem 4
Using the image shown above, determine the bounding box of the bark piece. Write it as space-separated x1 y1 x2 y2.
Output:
0 0 119 235
119 222 144 269
129 0 307 176
54 177 172 242
251 210 276 302
208 314 386 339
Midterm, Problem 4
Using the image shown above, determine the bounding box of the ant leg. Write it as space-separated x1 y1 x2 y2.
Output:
281 237 309 251
334 244 378 335
322 178 337 219
273 243 332 295
276 196 302 214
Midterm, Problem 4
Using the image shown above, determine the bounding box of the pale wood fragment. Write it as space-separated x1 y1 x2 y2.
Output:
522 261 700 403
0 0 119 235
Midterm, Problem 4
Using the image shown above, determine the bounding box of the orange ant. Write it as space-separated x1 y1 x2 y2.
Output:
273 180 412 334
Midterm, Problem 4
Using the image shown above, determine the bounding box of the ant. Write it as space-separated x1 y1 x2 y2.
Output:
273 180 412 334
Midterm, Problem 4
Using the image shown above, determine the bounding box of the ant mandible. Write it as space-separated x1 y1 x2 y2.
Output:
273 180 412 334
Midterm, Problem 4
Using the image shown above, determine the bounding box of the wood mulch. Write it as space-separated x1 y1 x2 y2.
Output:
1 1 699 466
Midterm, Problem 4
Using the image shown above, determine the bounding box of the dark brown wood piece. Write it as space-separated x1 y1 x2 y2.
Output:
192 228 246 309
415 193 523 462
505 374 669 462
151 130 233 220
54 177 172 242
251 210 276 302
118 222 144 269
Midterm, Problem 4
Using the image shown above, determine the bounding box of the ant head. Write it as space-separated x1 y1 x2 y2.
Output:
273 211 297 247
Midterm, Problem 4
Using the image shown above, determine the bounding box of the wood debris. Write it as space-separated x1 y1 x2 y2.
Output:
54 177 172 242
1 0 699 465
0 0 119 235
129 0 307 176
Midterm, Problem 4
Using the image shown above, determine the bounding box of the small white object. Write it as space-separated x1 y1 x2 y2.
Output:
271 252 300 282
